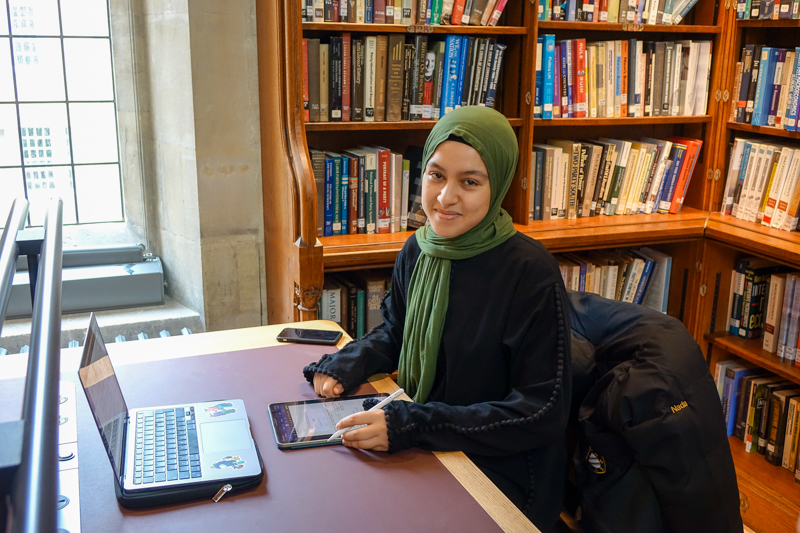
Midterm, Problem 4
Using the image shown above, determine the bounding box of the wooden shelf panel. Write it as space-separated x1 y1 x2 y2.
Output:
705 213 800 268
704 332 800 385
728 436 800 533
737 19 800 27
306 118 525 131
321 207 708 270
537 21 721 33
534 115 712 126
727 122 800 140
301 22 527 34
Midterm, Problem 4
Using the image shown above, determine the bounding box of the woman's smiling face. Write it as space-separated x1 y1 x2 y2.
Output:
422 140 492 239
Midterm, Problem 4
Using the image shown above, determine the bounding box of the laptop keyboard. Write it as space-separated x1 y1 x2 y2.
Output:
133 407 201 485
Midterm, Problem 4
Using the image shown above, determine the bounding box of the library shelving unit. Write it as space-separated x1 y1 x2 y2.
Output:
696 12 800 533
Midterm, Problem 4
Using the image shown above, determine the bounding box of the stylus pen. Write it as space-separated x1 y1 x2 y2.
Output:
327 388 405 442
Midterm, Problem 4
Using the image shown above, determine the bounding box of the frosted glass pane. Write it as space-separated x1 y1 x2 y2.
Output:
0 104 21 166
9 0 61 36
0 2 8 35
0 168 26 226
25 165 76 225
60 0 109 37
75 164 122 222
18 103 70 165
69 102 118 164
12 37 65 101
64 39 113 101
0 39 14 101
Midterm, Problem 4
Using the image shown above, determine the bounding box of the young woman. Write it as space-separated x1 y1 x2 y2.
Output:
303 106 570 531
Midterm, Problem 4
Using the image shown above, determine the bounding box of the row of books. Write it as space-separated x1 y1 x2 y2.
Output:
319 270 393 339
735 0 800 19
554 247 672 313
727 259 800 360
534 36 712 120
302 0 510 25
310 145 427 237
537 0 700 24
714 358 800 480
303 34 507 123
529 136 702 220
719 138 800 232
730 45 800 130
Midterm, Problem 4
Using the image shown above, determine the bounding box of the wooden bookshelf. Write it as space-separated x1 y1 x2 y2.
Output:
537 21 722 33
737 19 800 28
534 115 713 126
322 207 708 270
705 332 800 383
301 22 529 34
705 213 800 269
727 122 800 140
306 118 526 131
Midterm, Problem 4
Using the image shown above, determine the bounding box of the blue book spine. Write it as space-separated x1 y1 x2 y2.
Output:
673 0 702 24
426 0 432 23
633 258 653 304
331 155 342 235
727 368 762 435
442 36 458 114
534 151 543 220
615 47 622 116
366 0 374 22
535 37 543 118
560 41 570 117
324 157 334 237
737 142 753 197
785 47 800 131
636 0 646 22
340 156 349 235
565 40 574 116
539 0 547 19
657 146 686 213
543 35 555 120
579 263 586 291
567 0 577 20
485 44 506 109
752 47 773 126
454 36 468 109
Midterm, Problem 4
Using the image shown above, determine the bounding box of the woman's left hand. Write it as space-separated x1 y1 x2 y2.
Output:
337 409 389 452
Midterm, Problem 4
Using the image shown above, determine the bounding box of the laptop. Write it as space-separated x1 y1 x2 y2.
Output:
78 313 263 507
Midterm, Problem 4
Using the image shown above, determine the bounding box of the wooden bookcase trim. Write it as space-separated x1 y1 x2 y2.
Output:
727 121 800 140
704 332 800 384
705 213 800 269
305 118 525 131
301 22 528 34
737 19 800 28
537 21 722 33
321 206 708 269
534 115 713 126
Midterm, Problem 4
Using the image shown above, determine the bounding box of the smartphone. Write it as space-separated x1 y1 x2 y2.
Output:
276 327 343 345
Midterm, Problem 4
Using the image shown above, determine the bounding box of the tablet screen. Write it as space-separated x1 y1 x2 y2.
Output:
269 394 387 446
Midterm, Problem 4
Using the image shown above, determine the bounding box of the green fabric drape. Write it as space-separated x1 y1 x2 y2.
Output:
397 106 519 403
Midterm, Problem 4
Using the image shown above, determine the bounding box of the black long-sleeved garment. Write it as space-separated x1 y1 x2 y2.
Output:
303 232 571 531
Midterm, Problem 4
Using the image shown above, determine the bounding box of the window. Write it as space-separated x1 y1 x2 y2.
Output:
0 0 124 227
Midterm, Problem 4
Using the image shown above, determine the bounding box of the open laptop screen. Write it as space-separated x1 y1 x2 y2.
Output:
78 313 128 483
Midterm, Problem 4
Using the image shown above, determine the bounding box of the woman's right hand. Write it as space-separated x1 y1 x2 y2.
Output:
313 373 344 397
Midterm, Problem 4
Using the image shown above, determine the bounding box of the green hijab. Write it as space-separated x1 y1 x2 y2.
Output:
397 106 519 403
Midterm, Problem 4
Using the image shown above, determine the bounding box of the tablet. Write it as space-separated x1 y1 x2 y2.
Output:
268 394 389 449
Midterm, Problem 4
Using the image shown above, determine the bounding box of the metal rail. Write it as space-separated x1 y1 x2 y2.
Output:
9 198 63 533
0 198 29 336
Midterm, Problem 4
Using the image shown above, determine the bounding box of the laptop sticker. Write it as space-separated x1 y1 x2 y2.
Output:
204 403 236 417
211 455 246 470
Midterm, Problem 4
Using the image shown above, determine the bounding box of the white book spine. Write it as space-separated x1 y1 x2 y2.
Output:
749 145 775 223
364 37 377 122
763 148 792 225
772 149 800 229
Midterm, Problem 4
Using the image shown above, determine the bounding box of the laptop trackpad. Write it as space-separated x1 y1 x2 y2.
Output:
200 419 251 454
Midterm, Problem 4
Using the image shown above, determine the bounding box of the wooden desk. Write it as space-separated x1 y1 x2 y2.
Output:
0 320 539 533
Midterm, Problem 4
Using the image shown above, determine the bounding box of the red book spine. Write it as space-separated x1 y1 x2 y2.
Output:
573 39 587 118
452 0 467 24
342 33 351 122
620 40 628 117
377 148 391 233
666 138 702 214
598 0 608 20
332 0 340 21
423 81 433 120
302 38 310 122
374 0 387 22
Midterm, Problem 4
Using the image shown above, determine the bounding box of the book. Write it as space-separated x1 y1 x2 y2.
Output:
764 274 789 353
363 37 377 122
374 35 389 122
410 35 428 120
777 274 797 360
386 35 405 122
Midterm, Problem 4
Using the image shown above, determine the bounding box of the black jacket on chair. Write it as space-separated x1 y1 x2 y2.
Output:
566 291 743 533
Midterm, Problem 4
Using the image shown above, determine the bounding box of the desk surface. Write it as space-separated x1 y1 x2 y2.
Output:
0 320 539 533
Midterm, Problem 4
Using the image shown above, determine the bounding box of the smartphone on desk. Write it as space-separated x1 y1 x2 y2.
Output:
276 327 342 346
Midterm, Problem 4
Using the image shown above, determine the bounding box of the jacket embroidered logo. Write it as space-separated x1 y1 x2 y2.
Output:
586 447 606 474
670 401 688 414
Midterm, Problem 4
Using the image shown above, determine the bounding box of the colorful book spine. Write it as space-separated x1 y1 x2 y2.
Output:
543 35 555 119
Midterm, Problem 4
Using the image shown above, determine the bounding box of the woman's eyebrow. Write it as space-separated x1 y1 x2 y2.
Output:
427 160 489 179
